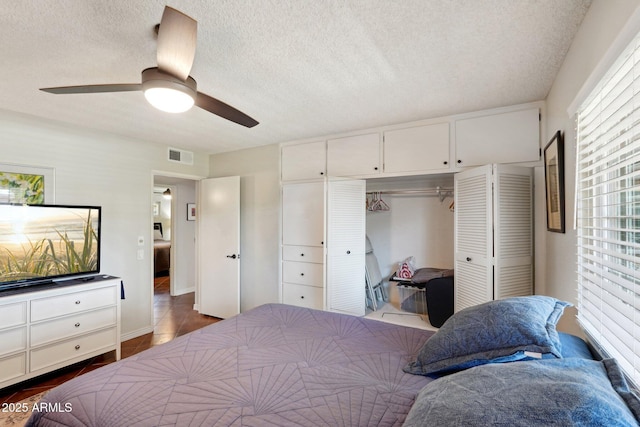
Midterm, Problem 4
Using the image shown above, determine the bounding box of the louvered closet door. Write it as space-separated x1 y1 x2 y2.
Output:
493 164 533 299
454 165 493 312
326 179 366 316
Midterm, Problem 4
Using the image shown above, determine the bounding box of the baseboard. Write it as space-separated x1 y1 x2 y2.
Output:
120 325 154 342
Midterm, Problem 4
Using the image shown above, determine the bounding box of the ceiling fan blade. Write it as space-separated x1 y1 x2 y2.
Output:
40 84 142 94
195 92 259 128
156 6 197 81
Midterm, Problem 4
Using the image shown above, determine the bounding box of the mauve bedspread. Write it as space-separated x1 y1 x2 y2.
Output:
27 303 434 426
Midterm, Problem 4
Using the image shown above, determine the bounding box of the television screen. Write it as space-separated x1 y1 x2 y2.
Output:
0 204 101 291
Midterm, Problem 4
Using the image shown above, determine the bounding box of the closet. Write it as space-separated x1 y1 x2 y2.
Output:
454 164 533 312
281 179 366 316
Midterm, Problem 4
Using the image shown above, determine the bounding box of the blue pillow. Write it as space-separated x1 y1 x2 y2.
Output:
403 358 640 427
404 296 570 376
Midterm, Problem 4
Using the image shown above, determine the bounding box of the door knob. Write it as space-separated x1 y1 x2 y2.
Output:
226 254 237 259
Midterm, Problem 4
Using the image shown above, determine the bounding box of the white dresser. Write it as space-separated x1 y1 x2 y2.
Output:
0 275 121 389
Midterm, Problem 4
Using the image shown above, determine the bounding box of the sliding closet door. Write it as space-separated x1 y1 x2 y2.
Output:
454 165 493 311
326 179 366 316
493 164 533 299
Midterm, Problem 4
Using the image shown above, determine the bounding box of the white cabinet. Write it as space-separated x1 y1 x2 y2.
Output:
281 179 366 316
383 122 450 173
454 107 540 167
282 182 325 310
454 165 533 312
281 141 327 181
282 182 325 247
0 276 121 389
327 133 381 177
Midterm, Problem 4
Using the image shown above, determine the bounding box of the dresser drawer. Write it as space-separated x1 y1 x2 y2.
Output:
0 301 27 329
31 286 117 322
31 306 117 347
0 327 27 355
282 261 323 287
282 245 324 263
30 327 117 372
0 353 26 384
283 283 324 310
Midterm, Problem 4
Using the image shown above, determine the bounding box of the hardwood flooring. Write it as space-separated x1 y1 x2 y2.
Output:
0 276 220 404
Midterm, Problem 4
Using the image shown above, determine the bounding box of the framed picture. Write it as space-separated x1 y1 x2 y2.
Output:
0 164 55 204
187 203 196 221
544 131 565 233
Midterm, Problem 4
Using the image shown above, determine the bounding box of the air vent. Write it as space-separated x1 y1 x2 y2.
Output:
168 147 194 165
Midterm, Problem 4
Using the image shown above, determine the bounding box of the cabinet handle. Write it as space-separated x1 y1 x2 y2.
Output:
75 322 80 328
75 300 81 305
346 250 351 254
301 296 305 299
457 160 462 164
466 257 472 262
75 345 81 350
300 253 305 257
374 166 378 170
320 172 324 175
444 161 448 165
300 273 304 276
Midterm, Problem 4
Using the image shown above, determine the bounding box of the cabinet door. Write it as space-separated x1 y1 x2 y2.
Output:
282 182 325 247
455 108 540 167
493 164 533 299
281 141 326 181
326 179 366 316
384 123 450 173
454 165 493 312
327 133 380 177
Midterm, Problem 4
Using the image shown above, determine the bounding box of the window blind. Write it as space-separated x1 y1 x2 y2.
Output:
576 31 640 387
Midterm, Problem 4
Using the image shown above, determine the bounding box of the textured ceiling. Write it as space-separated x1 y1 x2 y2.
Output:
0 0 591 155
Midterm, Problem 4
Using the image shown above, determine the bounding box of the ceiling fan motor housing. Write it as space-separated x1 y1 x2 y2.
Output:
141 67 197 112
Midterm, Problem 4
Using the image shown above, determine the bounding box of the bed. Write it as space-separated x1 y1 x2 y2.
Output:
27 303 435 426
27 298 640 426
153 222 170 276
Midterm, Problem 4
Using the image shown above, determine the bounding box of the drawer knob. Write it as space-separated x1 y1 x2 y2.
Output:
75 300 81 305
346 250 351 254
300 253 304 257
300 273 304 276
300 296 305 299
75 322 81 328
75 345 81 350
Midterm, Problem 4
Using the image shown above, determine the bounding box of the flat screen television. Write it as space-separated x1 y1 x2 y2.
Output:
0 204 101 292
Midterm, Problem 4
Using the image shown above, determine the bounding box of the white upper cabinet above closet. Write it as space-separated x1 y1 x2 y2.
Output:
454 107 540 167
383 122 450 173
281 141 326 181
327 133 381 177
282 181 325 247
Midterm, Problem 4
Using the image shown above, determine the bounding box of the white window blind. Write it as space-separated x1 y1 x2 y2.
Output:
576 30 640 387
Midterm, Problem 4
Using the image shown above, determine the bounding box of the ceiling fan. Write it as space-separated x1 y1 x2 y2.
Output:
40 6 258 128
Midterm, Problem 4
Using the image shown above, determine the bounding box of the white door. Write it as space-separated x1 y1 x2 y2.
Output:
493 164 533 299
326 179 366 316
454 165 493 312
198 176 240 319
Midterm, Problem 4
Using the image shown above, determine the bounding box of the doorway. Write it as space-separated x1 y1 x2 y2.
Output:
152 174 198 325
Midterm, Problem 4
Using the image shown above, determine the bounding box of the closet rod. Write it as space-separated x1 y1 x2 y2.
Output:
365 188 453 196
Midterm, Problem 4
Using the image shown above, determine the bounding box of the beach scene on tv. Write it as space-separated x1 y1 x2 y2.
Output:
0 205 100 285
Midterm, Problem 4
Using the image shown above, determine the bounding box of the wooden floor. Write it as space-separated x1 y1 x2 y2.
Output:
0 276 220 404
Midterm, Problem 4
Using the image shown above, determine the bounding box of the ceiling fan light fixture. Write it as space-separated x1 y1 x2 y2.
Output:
141 68 197 113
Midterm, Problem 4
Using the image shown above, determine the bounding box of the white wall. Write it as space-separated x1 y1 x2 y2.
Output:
542 0 640 334
209 144 281 311
170 181 196 295
0 109 209 339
